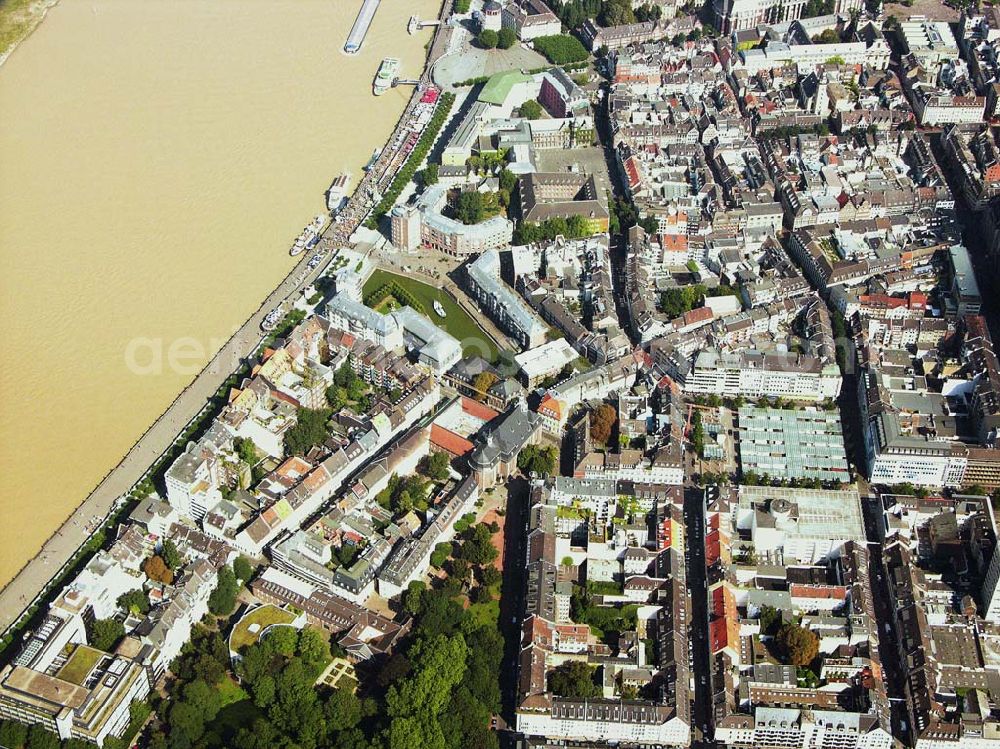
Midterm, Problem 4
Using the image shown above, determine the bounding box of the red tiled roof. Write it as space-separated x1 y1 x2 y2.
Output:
709 618 730 652
662 234 688 253
789 584 848 600
705 529 721 567
538 394 563 420
683 306 714 325
624 156 642 190
430 424 474 457
461 396 499 422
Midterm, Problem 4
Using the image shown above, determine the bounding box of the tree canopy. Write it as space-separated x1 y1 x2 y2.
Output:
517 445 557 477
459 524 499 567
532 34 589 65
377 473 431 516
513 214 593 244
497 27 516 49
478 29 498 49
117 588 150 615
420 452 452 482
775 623 819 666
471 371 498 400
161 538 182 570
88 618 125 652
455 191 501 225
285 407 333 455
519 99 543 120
144 554 174 585
208 566 240 617
590 403 617 445
548 661 599 699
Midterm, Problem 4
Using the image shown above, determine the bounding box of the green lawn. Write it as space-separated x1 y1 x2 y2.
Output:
467 597 500 629
57 645 104 685
217 677 249 707
228 604 296 653
362 270 498 362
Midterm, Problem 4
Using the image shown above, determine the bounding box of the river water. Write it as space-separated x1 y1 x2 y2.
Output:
0 0 438 587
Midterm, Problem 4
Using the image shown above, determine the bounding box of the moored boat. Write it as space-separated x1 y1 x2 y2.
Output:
373 57 400 96
326 173 351 213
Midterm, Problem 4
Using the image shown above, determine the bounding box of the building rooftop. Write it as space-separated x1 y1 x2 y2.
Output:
480 71 534 106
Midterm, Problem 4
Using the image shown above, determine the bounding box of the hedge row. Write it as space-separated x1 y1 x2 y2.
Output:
363 282 426 315
367 91 456 226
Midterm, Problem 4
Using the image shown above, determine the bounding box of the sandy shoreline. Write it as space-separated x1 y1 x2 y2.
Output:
0 0 60 68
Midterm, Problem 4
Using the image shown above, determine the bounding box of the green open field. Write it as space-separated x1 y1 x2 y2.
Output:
57 644 104 685
362 270 498 362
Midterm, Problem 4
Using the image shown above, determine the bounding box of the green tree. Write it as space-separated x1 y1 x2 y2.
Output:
775 623 819 666
461 524 498 566
690 410 705 457
403 581 426 616
517 445 557 476
497 27 516 49
430 542 453 569
88 618 125 652
548 661 599 699
423 162 439 186
420 452 452 482
455 190 500 225
297 628 332 674
232 720 285 749
520 99 543 120
325 687 362 732
234 436 259 466
26 725 60 749
0 720 28 749
758 604 783 637
386 634 469 749
161 538 182 570
378 653 413 689
499 167 517 195
478 29 498 48
265 626 299 658
233 555 254 583
532 34 589 64
660 284 706 318
208 566 239 616
284 407 333 455
479 565 502 588
601 0 636 25
117 588 150 615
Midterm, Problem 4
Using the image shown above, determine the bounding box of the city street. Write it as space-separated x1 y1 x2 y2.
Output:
684 484 716 748
862 492 913 747
497 477 530 747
